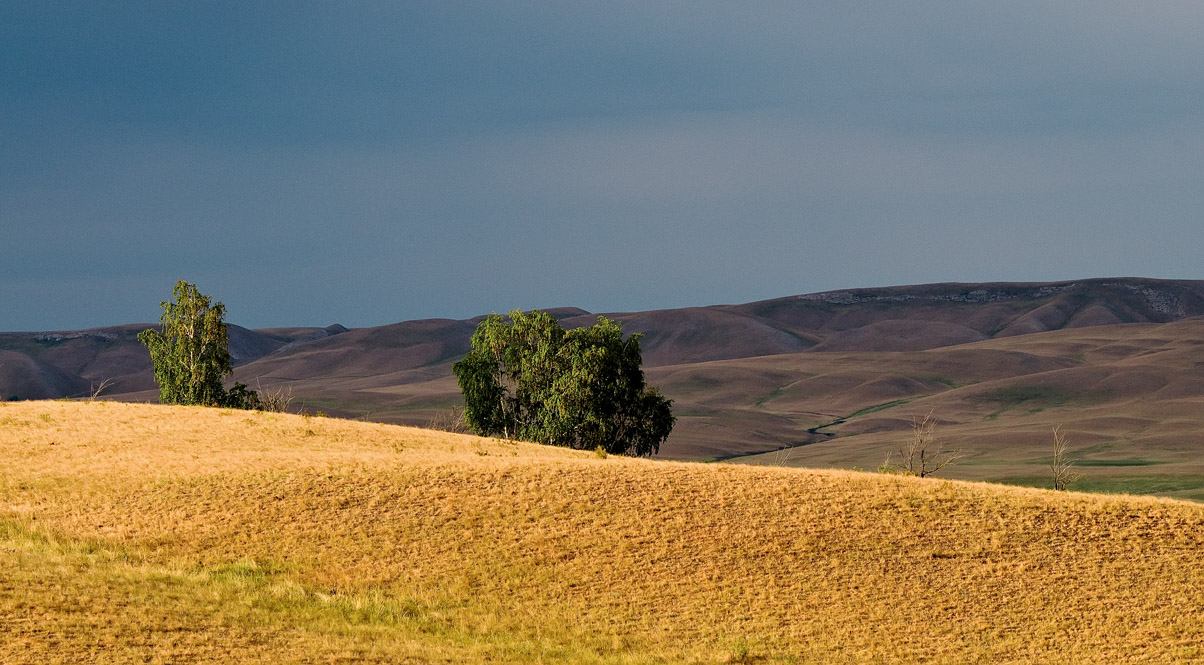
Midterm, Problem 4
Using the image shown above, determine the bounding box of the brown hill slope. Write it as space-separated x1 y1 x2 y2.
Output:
730 277 1204 347
0 350 90 400
235 277 1204 414
0 324 343 400
8 278 1202 403
715 319 1204 500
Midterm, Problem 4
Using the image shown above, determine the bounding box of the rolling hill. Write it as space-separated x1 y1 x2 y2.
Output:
700 320 1204 500
4 277 1204 497
2 401 1203 663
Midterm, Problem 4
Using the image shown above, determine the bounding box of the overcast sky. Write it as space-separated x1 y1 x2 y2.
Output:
4 2 1204 330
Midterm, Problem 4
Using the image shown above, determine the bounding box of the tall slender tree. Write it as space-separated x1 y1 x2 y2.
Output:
138 280 257 408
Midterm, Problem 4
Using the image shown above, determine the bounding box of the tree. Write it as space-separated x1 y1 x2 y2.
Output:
138 280 258 409
897 412 963 478
1050 426 1081 491
453 309 674 456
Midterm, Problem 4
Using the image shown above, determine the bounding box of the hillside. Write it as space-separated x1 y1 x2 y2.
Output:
700 319 1204 501
4 278 1204 492
0 323 346 400
2 401 1203 663
6 278 1203 403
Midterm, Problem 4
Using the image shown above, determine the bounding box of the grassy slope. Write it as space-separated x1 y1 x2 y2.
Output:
3 401 1204 663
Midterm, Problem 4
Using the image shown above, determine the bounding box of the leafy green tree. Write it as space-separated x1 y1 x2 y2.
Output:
548 317 674 454
138 280 258 409
453 309 674 456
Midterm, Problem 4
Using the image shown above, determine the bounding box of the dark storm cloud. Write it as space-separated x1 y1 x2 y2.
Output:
3 2 1204 329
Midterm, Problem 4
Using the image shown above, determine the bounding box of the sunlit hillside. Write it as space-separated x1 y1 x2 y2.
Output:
3 401 1203 663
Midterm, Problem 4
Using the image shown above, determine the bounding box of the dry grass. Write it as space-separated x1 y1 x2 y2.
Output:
3 401 1204 663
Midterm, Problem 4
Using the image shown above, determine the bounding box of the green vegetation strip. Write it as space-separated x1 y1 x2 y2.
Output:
846 398 911 419
1073 459 1166 467
807 399 911 434
994 475 1204 499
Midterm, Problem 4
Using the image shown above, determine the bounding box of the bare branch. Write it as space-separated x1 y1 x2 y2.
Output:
427 406 470 434
772 443 798 467
88 378 114 402
1050 426 1081 491
254 378 294 413
898 412 962 478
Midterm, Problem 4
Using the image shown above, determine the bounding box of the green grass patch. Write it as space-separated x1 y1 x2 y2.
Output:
0 518 629 662
207 557 286 585
1022 456 1166 468
395 395 465 410
1073 459 1166 467
979 385 1077 406
754 385 788 408
995 474 1204 497
922 375 958 388
951 457 1015 467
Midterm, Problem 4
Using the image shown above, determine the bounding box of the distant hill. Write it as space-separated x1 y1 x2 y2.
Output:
0 323 346 400
657 318 1204 500
5 277 1204 489
642 277 1204 359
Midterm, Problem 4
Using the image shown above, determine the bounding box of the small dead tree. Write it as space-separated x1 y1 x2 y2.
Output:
427 406 470 434
87 378 114 402
255 379 294 413
1050 426 1081 491
898 412 963 478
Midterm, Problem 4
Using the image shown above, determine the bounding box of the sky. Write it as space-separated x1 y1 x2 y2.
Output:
4 2 1204 330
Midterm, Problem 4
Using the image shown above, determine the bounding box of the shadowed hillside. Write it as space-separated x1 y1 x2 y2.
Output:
716 319 1204 501
0 324 345 400
8 279 1203 401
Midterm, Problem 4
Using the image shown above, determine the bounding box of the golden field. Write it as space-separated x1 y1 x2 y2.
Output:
2 400 1204 663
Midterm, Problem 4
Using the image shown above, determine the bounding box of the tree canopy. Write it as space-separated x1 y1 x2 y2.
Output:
138 280 258 409
453 309 674 456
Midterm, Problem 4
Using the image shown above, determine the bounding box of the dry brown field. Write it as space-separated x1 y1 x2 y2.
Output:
3 401 1204 663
